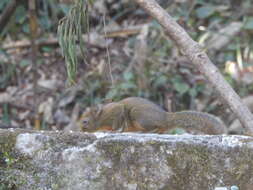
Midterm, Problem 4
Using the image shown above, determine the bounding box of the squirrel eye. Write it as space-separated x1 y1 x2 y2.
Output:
82 119 89 125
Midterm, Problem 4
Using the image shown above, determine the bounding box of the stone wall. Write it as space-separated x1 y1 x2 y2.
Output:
0 129 253 190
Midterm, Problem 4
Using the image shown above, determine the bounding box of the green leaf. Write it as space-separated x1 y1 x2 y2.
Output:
151 20 162 29
42 46 53 53
106 88 118 99
196 84 205 93
15 5 27 24
189 88 197 97
2 103 10 125
39 16 52 30
154 75 167 87
22 24 30 33
20 59 31 68
244 16 253 30
196 6 215 19
170 128 186 135
120 83 136 89
174 82 190 95
123 72 134 81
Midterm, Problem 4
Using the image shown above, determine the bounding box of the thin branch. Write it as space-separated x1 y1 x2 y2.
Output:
134 0 253 135
29 0 39 130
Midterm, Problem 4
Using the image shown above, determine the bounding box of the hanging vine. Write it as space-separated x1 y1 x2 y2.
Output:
58 0 93 84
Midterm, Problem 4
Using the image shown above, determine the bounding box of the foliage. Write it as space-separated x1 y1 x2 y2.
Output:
0 0 72 37
56 0 253 109
58 0 93 84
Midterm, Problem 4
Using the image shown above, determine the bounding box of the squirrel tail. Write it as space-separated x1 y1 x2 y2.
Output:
166 111 227 135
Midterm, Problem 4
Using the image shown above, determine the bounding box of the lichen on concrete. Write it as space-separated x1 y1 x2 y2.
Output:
1 129 253 190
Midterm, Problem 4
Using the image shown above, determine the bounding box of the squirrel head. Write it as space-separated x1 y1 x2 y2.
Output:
79 104 103 132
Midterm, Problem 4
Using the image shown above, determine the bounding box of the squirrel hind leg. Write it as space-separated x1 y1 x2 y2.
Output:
111 104 129 132
129 107 167 132
123 121 146 132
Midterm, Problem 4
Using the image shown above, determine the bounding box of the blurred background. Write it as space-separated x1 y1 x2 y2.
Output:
0 0 253 132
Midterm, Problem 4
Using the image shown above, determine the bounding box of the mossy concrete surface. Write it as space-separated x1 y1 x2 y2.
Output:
0 129 253 190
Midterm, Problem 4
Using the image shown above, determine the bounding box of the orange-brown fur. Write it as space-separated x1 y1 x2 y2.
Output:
79 97 227 134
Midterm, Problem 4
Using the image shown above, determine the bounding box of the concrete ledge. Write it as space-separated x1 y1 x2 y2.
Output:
0 129 253 190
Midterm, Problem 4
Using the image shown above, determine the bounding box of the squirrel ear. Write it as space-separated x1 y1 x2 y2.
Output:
89 106 96 117
95 104 103 117
89 105 102 118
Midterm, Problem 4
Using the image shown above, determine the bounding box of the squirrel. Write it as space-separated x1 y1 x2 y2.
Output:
78 97 227 134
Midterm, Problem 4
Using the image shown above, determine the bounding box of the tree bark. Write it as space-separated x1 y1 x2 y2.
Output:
133 0 253 134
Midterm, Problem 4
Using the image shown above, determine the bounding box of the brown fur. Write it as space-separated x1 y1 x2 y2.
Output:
78 97 227 134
